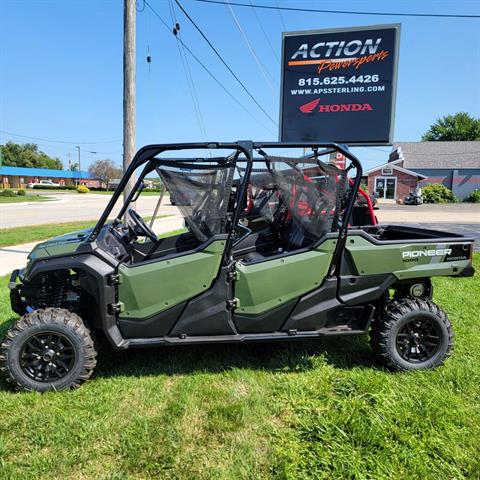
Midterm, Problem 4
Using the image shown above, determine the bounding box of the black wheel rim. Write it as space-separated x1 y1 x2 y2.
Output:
20 332 76 382
396 316 442 363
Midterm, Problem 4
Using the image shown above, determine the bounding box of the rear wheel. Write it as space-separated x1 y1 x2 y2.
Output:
370 298 453 371
0 308 97 392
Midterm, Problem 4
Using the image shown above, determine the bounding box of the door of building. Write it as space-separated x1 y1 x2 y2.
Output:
375 177 396 199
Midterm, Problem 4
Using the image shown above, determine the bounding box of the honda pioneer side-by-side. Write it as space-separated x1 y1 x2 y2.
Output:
1 142 475 392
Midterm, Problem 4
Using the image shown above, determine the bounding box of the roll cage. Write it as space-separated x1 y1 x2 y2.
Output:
88 141 363 275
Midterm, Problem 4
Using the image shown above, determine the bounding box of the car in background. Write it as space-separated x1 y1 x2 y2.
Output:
27 179 60 188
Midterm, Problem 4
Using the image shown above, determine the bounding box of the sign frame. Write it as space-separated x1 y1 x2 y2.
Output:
279 23 401 146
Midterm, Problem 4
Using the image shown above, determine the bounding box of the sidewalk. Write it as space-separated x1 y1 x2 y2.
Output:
0 216 184 276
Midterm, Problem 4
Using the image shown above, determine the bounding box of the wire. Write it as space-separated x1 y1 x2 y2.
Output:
274 0 287 29
224 0 277 92
173 0 278 125
169 1 211 156
0 136 122 156
0 130 121 145
194 0 480 19
169 1 209 143
143 0 277 135
248 0 279 63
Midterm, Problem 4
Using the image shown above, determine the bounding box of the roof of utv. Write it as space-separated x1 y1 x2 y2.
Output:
88 141 363 242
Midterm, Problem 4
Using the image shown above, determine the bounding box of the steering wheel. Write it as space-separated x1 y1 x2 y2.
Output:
128 208 157 242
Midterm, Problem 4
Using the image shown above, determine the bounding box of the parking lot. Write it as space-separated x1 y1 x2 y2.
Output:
375 202 480 249
0 192 180 228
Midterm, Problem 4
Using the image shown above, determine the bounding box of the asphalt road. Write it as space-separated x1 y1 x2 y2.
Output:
1 193 180 228
375 202 480 225
374 202 480 251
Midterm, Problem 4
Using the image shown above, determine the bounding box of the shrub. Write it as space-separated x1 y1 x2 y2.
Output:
17 189 26 196
0 188 17 197
143 187 163 193
421 183 457 203
466 188 480 203
77 185 90 194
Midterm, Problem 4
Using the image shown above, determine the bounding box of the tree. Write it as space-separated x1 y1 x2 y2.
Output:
422 112 480 141
88 159 122 189
0 141 63 169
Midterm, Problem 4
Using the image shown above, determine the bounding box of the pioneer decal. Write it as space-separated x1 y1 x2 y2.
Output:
280 24 400 145
402 249 452 260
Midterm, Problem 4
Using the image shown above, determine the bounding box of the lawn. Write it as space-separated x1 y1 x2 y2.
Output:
0 194 51 204
0 256 478 479
0 215 173 248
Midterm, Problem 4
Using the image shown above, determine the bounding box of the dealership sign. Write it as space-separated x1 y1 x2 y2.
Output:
280 24 401 145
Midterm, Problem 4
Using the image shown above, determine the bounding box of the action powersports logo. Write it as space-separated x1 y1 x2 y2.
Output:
299 98 373 114
288 37 390 73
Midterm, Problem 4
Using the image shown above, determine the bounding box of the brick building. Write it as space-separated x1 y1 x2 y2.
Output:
365 141 480 201
0 166 100 188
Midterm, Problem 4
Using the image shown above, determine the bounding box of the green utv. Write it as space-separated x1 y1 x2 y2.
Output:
1 142 475 392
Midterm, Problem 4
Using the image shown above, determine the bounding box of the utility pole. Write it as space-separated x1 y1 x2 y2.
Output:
123 0 136 201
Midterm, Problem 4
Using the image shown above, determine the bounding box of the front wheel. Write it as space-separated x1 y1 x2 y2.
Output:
0 308 97 392
370 298 453 371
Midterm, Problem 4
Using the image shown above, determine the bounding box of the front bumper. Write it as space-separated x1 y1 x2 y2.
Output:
9 269 26 316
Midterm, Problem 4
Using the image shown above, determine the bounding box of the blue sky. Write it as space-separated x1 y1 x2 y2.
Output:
1 0 479 171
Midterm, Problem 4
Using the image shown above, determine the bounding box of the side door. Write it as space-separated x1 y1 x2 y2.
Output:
232 157 343 333
117 161 235 338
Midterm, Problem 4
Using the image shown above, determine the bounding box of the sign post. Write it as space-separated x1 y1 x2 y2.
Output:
280 24 400 145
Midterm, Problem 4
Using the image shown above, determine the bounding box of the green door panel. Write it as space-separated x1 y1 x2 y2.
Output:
346 236 471 279
235 240 337 315
118 240 225 319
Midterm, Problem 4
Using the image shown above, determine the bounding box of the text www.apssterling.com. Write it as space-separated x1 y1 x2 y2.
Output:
290 85 386 95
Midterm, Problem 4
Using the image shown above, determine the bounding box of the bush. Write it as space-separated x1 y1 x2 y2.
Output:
359 183 369 194
421 183 457 204
0 188 17 197
17 189 26 196
466 188 480 203
143 187 163 193
77 185 90 194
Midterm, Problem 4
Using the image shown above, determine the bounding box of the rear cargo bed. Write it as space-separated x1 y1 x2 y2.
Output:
359 224 475 243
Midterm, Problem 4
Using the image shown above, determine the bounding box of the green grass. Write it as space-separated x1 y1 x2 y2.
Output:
0 256 479 479
0 215 174 248
0 194 51 204
0 221 99 248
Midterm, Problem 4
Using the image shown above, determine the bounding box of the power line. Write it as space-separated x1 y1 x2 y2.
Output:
248 0 279 63
169 0 209 143
143 0 277 135
0 136 121 156
194 0 480 19
0 130 121 145
224 0 277 92
274 0 287 29
173 0 278 125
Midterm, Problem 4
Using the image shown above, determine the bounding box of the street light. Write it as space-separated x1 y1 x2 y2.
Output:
75 146 81 185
